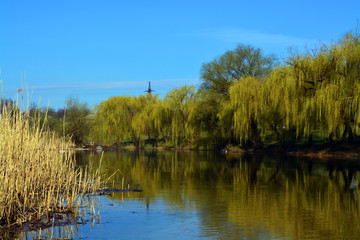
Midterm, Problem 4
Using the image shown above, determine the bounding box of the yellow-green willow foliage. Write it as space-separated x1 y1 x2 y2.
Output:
315 32 360 140
91 95 145 145
261 69 293 143
219 69 298 147
286 48 338 138
150 100 173 142
89 30 360 148
188 91 224 148
164 85 196 146
130 94 158 144
285 31 360 141
221 76 264 147
91 94 173 146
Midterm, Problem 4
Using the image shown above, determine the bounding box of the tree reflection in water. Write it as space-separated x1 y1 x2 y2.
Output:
75 151 360 240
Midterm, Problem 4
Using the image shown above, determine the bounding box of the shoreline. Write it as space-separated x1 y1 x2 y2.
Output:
74 143 360 160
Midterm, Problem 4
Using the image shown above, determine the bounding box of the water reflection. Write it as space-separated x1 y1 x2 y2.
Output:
75 151 360 240
3 224 81 240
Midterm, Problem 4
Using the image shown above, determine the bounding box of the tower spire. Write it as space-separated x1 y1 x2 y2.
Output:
144 81 155 94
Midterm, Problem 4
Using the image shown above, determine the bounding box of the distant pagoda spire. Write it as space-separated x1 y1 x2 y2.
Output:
144 81 155 94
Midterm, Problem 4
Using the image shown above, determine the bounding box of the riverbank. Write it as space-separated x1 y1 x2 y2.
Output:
76 140 360 160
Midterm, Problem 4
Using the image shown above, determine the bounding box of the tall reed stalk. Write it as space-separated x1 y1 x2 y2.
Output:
0 99 100 227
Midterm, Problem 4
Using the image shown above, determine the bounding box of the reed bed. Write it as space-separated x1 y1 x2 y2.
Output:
0 100 101 227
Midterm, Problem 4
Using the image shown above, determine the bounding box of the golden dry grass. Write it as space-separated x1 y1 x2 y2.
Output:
0 100 101 227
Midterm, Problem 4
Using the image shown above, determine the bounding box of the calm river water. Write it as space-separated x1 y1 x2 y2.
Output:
29 150 360 239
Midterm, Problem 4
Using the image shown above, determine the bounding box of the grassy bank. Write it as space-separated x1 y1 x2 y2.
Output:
0 100 101 227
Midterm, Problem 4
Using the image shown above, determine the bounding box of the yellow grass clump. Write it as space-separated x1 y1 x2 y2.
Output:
0 100 101 227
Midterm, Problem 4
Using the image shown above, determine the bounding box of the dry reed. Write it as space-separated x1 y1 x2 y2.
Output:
0 100 101 227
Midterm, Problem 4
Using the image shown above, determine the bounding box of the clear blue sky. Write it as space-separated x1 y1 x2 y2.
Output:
1 0 359 109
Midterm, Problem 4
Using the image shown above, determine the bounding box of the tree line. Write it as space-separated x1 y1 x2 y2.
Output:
20 30 360 150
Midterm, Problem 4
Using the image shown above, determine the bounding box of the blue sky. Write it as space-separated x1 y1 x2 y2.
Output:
1 0 359 109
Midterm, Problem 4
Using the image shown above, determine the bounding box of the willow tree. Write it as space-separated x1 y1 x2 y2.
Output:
151 99 174 143
131 94 172 144
285 46 338 141
261 68 295 145
91 96 130 144
89 104 105 143
312 31 360 142
200 45 276 146
285 30 360 143
92 95 146 146
188 90 224 148
164 85 196 146
220 76 264 148
222 68 298 147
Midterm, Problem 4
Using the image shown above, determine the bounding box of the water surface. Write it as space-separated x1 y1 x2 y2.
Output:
30 150 360 239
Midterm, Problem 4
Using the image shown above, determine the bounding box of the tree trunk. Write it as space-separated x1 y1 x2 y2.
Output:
341 122 354 143
328 132 334 145
307 134 313 146
132 134 140 148
251 118 263 149
271 124 285 147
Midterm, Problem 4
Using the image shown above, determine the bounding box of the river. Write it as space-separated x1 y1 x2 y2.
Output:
26 150 360 239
